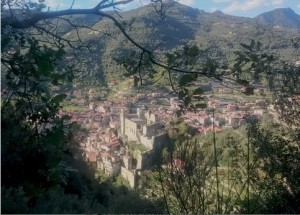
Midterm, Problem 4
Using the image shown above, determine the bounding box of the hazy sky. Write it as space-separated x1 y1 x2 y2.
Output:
44 0 300 17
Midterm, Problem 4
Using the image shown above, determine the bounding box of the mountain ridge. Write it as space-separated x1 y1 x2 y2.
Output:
59 2 299 84
254 7 300 29
4 2 299 84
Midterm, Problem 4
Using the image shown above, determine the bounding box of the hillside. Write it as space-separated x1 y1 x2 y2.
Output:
255 7 300 29
53 2 300 84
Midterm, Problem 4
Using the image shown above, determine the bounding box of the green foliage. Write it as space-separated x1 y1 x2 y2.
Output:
161 117 300 214
113 175 130 187
1 31 78 212
2 36 72 185
245 120 300 213
105 190 164 214
135 143 148 152
1 187 30 214
156 119 300 214
158 132 216 213
1 30 112 213
272 63 300 130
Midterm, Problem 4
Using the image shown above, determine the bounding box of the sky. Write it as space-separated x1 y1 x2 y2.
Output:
44 0 300 18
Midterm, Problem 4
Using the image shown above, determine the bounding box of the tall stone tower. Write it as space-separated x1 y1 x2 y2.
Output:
120 109 125 134
136 151 143 170
123 154 132 170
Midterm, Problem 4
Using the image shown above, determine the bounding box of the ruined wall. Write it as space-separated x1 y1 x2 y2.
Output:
124 119 138 141
136 150 153 170
140 135 155 150
121 167 136 188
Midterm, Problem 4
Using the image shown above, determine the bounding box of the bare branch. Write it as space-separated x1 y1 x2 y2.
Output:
2 0 133 28
69 0 75 10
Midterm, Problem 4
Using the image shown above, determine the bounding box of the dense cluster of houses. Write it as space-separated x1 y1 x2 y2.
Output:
62 86 270 187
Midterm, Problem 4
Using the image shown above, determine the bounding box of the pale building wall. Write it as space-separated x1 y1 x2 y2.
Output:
136 150 153 170
120 110 125 134
104 161 121 177
136 152 142 170
254 109 265 116
121 167 136 188
123 154 132 170
229 117 240 127
140 135 155 150
142 124 161 137
124 118 138 141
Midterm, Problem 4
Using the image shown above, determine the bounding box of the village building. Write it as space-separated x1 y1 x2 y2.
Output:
119 108 168 187
120 153 138 188
61 89 274 189
120 108 166 152
98 151 121 177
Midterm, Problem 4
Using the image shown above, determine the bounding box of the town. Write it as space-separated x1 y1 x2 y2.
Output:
58 79 276 189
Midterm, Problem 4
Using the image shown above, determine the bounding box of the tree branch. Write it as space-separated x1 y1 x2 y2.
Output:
2 0 133 29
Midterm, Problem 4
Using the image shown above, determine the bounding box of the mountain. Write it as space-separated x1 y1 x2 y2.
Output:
32 2 300 84
255 8 300 29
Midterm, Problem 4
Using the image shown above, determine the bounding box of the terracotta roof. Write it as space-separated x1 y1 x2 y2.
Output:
204 125 223 133
173 159 186 169
87 152 97 163
100 151 111 158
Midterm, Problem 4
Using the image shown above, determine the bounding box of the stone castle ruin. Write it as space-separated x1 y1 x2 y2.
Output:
119 108 168 188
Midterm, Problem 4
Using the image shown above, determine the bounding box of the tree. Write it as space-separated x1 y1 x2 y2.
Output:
243 52 300 213
1 34 80 212
245 119 300 213
146 120 255 213
1 35 73 183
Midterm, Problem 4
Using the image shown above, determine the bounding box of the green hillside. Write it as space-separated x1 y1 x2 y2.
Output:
50 2 300 85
